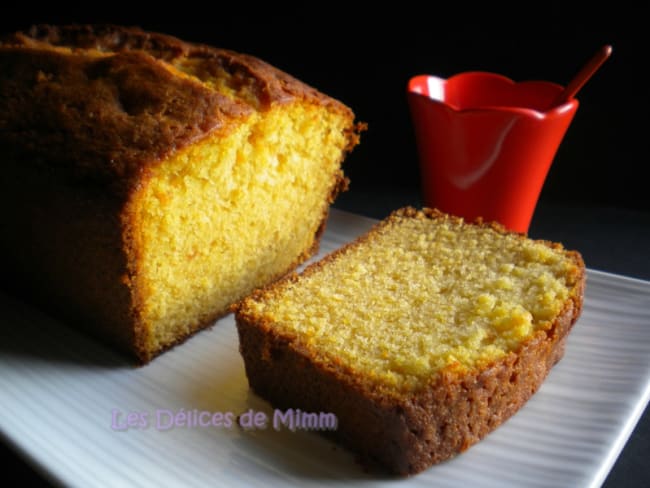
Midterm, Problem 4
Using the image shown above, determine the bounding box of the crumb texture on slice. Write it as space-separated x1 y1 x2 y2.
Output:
133 102 351 354
240 208 584 393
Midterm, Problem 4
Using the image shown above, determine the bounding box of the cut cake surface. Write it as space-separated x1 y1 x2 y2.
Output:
235 207 585 474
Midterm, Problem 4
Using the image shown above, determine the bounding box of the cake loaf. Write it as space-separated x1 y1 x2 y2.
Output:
0 25 363 363
235 207 585 475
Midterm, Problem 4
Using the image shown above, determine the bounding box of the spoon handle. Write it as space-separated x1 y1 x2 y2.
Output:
554 45 612 106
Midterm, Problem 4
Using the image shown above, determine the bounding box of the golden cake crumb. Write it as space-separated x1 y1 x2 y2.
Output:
244 210 580 392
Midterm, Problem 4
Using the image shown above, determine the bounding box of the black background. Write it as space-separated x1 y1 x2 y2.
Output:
1 7 648 488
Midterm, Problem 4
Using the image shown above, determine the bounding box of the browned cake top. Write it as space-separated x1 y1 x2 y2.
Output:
0 24 352 190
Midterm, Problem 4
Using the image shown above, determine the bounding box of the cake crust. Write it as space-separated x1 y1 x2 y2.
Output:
235 207 586 474
0 24 358 192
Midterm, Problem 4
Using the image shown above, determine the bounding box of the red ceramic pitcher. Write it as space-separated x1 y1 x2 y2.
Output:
407 72 579 233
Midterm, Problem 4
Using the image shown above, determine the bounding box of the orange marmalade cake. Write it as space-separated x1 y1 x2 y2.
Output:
0 25 363 362
235 207 585 475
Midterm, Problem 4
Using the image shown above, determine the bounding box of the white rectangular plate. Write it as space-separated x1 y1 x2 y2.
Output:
1 209 649 488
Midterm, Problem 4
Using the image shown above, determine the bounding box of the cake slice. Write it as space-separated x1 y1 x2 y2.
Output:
234 207 585 475
0 25 362 362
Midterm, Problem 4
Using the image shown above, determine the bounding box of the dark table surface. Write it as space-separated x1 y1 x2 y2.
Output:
2 185 649 487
